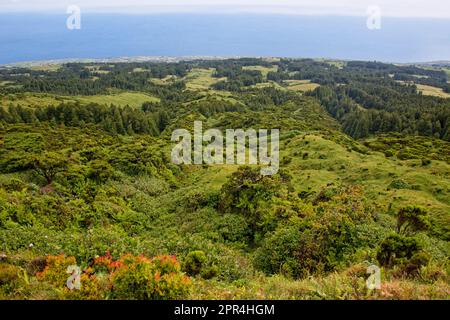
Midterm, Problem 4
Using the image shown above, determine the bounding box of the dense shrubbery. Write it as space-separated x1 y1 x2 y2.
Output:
218 166 303 243
26 253 192 300
254 185 374 279
109 254 191 300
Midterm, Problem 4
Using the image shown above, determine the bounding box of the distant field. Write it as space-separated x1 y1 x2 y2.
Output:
242 65 278 79
0 92 159 108
412 74 430 79
249 81 286 91
150 75 177 85
284 79 320 92
320 59 345 69
73 92 160 108
132 67 149 73
184 68 226 91
84 65 110 75
0 93 75 107
0 81 16 87
445 68 450 77
418 65 450 77
29 64 61 72
92 70 110 75
416 84 450 98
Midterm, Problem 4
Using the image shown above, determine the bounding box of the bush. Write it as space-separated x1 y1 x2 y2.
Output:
396 150 418 160
33 253 191 300
281 156 292 165
218 166 295 242
388 179 410 190
376 234 421 267
110 254 191 300
214 214 251 245
384 150 394 157
397 206 430 235
255 186 372 279
36 254 105 299
254 226 308 278
1 178 26 191
88 160 114 182
398 252 430 277
0 263 21 293
36 254 77 288
183 251 207 276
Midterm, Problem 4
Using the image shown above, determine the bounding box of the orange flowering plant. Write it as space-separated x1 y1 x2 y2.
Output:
36 252 191 300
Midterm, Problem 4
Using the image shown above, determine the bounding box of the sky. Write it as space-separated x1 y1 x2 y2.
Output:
0 0 450 18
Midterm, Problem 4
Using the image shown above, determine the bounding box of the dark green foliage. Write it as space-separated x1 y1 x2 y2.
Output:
87 160 114 183
214 214 251 245
0 132 44 172
299 59 450 141
397 206 431 235
0 62 189 96
254 226 310 278
399 251 430 276
32 151 68 184
254 186 374 279
0 103 160 136
388 179 410 190
376 234 421 267
218 166 299 242
363 134 450 163
183 251 207 276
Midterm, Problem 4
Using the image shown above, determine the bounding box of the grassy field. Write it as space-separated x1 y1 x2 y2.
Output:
0 93 76 107
150 75 178 85
284 80 320 92
276 132 450 239
242 65 278 79
0 81 16 87
0 92 159 108
29 64 61 72
416 84 450 98
182 90 242 106
74 92 160 108
84 65 110 75
180 127 450 242
132 67 149 73
445 68 450 78
184 68 226 91
248 81 287 91
314 59 345 69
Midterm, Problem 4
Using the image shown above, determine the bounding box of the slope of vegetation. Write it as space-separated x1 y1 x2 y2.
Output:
0 58 448 300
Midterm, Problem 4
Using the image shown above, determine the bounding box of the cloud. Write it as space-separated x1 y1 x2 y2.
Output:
1 0 449 18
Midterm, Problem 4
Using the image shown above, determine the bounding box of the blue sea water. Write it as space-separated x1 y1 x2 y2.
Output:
0 13 449 64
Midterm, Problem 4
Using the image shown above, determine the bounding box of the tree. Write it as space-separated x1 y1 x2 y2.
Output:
32 151 68 185
218 166 294 242
157 110 169 133
88 160 114 183
397 205 431 235
376 234 420 267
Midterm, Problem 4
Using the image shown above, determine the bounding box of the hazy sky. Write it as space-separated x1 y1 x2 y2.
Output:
0 0 449 18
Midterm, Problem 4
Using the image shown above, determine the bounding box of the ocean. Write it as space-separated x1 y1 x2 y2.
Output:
1 13 449 64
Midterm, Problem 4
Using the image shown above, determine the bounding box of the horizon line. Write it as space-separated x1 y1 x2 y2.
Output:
2 55 450 68
0 8 450 19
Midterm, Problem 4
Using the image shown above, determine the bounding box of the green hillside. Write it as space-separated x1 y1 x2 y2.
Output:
0 58 449 300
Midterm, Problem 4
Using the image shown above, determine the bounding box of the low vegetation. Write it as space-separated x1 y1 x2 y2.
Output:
0 58 448 300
